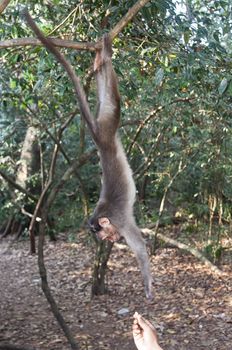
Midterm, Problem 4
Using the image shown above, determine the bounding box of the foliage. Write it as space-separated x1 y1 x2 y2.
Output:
0 0 232 256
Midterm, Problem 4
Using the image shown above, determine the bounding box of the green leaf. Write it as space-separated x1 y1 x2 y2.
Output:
9 79 16 89
184 31 191 45
155 68 164 86
218 78 228 95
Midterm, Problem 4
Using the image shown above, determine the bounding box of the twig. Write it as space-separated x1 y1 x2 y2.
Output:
47 5 80 36
28 143 59 254
128 97 195 155
45 148 96 209
151 160 187 242
109 0 151 40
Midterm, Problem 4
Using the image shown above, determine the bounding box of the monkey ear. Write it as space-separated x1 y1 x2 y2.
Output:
98 217 110 227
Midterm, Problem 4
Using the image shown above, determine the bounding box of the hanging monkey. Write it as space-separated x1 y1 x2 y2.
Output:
24 11 153 298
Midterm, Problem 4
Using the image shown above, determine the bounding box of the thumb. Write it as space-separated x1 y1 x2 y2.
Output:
136 313 155 331
135 313 148 329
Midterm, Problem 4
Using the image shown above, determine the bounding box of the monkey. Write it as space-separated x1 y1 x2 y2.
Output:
24 10 153 298
88 37 153 298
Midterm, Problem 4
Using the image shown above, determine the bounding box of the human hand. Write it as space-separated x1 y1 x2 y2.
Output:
132 312 163 350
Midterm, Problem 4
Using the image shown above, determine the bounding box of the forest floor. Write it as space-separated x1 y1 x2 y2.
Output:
0 230 231 350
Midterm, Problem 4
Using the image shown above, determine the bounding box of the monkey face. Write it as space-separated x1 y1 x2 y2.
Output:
97 217 121 242
89 217 120 242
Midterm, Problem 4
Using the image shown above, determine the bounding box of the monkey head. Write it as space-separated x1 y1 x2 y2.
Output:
89 216 121 242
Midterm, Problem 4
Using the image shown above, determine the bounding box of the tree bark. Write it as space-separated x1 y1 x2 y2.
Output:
16 126 41 194
1 126 40 239
91 241 114 296
17 126 40 246
38 209 79 350
1 0 151 50
0 0 11 14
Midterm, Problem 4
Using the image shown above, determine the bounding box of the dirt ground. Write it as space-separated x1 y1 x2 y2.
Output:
0 232 231 350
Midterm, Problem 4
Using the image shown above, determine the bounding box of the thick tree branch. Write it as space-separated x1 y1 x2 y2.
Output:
143 228 223 275
29 144 80 349
0 0 150 49
31 150 95 350
38 214 79 350
0 37 95 50
0 169 37 201
0 0 11 14
23 9 96 135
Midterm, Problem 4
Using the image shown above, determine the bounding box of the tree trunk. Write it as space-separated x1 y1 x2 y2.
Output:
91 241 113 296
16 126 41 193
2 126 41 239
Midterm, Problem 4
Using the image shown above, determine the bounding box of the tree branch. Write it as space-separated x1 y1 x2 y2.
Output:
0 37 95 50
154 160 187 236
32 153 96 350
142 157 223 275
29 142 80 349
128 97 195 155
0 0 151 49
28 141 59 254
109 0 151 40
0 0 11 14
0 169 37 201
46 148 96 209
143 228 223 275
47 5 79 36
37 214 79 350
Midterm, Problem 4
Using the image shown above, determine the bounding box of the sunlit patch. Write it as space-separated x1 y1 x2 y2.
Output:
225 295 232 307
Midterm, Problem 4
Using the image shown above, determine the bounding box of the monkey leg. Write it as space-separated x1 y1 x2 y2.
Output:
124 226 153 299
94 35 120 142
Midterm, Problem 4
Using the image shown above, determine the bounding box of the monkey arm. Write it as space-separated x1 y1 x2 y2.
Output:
22 9 97 139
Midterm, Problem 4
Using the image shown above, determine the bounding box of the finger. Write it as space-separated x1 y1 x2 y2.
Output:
133 311 139 321
132 329 142 336
132 328 141 335
132 324 140 331
133 311 143 333
137 314 154 330
143 318 155 330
